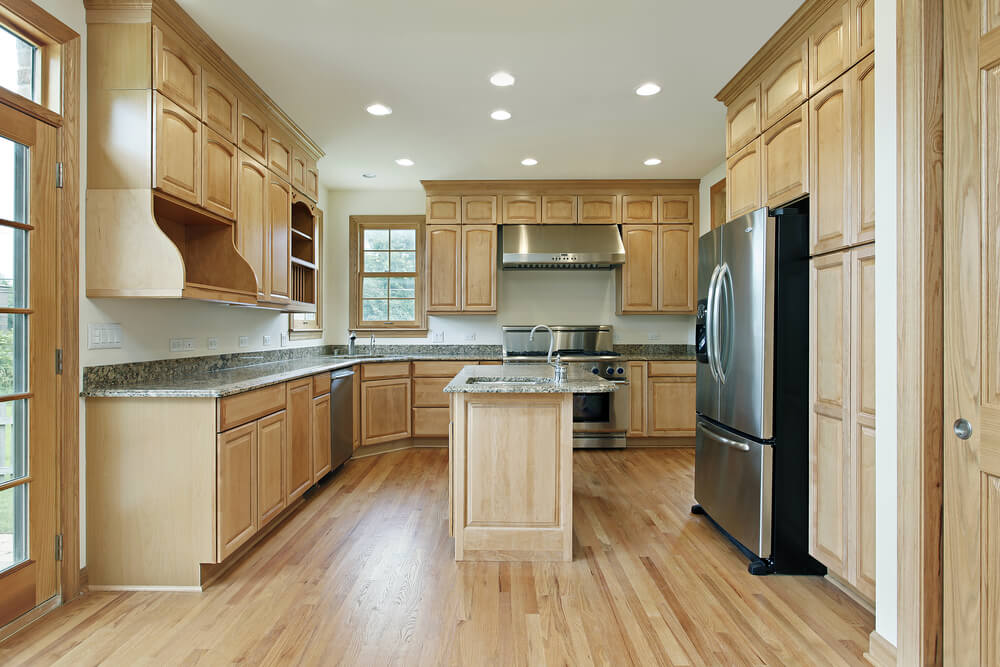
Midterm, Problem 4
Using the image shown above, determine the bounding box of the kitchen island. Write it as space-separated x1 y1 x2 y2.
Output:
444 364 617 562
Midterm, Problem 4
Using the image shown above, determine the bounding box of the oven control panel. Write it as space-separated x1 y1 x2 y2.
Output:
589 363 627 379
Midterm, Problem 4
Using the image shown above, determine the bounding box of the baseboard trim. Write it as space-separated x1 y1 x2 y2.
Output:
824 572 874 614
625 437 695 448
0 595 61 643
88 585 202 592
864 631 897 667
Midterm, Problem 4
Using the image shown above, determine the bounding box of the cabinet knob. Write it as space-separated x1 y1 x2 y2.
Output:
953 418 973 441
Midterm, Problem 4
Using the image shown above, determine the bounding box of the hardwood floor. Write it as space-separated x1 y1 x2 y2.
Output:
0 448 873 665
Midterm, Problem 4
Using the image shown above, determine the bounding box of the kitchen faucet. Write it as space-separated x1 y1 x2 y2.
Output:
529 324 567 382
348 331 357 355
369 333 376 354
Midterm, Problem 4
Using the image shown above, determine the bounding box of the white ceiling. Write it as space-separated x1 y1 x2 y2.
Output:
176 0 801 191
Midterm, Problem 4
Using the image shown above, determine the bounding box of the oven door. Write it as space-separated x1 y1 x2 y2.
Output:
573 380 628 448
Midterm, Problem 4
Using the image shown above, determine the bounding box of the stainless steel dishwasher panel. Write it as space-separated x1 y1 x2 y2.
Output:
330 369 355 470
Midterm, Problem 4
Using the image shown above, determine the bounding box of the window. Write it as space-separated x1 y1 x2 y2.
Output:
349 215 426 334
0 26 39 103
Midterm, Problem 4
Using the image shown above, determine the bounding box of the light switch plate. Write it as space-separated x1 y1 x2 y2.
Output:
647 332 661 341
432 331 445 343
463 333 477 342
262 335 272 346
280 332 288 347
207 337 218 350
238 336 249 348
88 323 123 350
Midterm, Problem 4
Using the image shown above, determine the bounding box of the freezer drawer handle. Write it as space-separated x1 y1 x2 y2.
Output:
699 421 750 452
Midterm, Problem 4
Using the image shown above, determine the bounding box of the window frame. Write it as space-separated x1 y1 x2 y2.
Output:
349 215 427 336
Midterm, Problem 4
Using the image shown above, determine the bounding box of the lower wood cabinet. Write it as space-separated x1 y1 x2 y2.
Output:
627 361 647 437
312 394 332 482
626 361 696 438
618 225 696 314
217 422 258 561
286 378 314 502
361 376 412 446
256 410 287 528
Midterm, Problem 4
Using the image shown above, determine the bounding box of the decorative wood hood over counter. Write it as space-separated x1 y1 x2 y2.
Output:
84 0 324 311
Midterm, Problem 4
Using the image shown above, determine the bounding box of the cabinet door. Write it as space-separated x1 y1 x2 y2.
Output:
461 225 497 312
153 24 201 117
850 243 875 599
647 376 696 436
461 196 497 225
217 422 257 561
726 82 760 157
412 407 449 437
312 394 332 482
202 128 238 220
412 377 451 407
257 411 286 529
726 137 762 219
809 76 852 254
237 151 268 299
304 159 320 203
361 378 411 446
291 144 309 194
762 104 808 208
853 54 875 245
267 123 293 182
541 195 578 224
657 195 696 224
426 196 461 225
658 225 696 313
286 378 314 503
619 225 657 312
202 65 238 144
809 250 851 576
501 195 542 224
267 177 292 302
761 38 809 130
621 196 657 224
579 195 619 224
627 362 647 437
809 0 851 93
153 93 201 205
850 0 875 62
426 225 461 312
237 99 268 166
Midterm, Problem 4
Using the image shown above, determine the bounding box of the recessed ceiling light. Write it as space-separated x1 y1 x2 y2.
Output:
490 71 515 87
490 109 512 120
362 173 376 178
643 158 662 166
635 83 661 96
366 103 392 116
521 158 538 166
395 158 414 166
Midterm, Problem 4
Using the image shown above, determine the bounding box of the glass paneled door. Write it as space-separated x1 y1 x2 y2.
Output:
0 101 60 623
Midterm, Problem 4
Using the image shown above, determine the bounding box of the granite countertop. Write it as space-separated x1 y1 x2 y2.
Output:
443 364 617 394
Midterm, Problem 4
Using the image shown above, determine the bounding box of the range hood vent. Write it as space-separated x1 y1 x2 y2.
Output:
501 225 626 270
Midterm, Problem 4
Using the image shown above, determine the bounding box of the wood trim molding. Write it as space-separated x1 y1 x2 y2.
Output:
0 0 79 43
864 631 898 667
421 179 700 197
896 0 944 664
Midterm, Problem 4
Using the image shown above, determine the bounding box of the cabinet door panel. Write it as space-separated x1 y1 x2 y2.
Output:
502 196 542 224
312 394 332 482
153 93 201 205
461 225 497 311
237 99 268 166
541 195 577 224
854 421 876 599
291 144 309 194
426 196 461 224
853 55 875 244
851 0 875 62
257 411 286 528
268 123 293 182
726 83 761 157
657 225 695 313
202 128 238 220
461 196 497 225
809 0 851 93
202 66 238 144
726 138 762 219
852 244 876 423
809 78 851 254
304 159 320 202
426 225 461 312
762 104 808 208
627 362 647 437
810 410 848 574
361 379 411 445
286 378 313 503
237 152 268 299
217 423 257 561
412 407 449 437
761 39 809 130
153 24 201 117
619 225 657 312
657 195 696 224
268 177 292 302
621 196 657 224
412 377 451 407
579 195 619 224
647 376 696 436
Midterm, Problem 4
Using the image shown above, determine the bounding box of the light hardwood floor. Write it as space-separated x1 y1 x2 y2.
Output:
0 448 873 665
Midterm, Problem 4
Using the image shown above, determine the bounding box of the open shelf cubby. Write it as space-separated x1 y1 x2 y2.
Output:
290 197 318 305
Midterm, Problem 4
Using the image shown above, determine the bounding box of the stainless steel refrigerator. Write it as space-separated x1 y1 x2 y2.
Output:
693 204 824 575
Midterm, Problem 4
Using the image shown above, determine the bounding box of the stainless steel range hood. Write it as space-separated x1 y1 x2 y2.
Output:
501 225 626 270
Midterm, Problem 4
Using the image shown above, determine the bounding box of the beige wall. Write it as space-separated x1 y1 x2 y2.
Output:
698 161 726 236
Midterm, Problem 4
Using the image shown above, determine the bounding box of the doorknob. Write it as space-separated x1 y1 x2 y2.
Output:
953 418 973 440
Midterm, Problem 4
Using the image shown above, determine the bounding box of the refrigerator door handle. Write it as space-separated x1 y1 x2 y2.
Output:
712 263 729 383
705 264 722 381
698 420 750 452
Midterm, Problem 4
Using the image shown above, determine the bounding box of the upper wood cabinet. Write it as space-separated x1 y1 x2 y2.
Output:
427 196 461 224
850 0 875 62
153 92 201 206
426 225 462 312
809 76 851 254
809 0 851 94
202 128 238 220
304 160 319 202
461 196 497 225
726 137 763 219
426 224 496 313
618 225 658 313
658 195 695 224
762 103 808 208
267 177 292 303
853 54 875 245
579 195 619 224
657 225 696 313
285 378 313 503
237 98 268 166
461 225 497 312
267 123 293 182
541 195 578 224
217 422 257 561
288 144 319 202
237 151 268 299
201 65 238 144
760 38 809 130
153 23 201 117
622 196 657 224
502 195 542 224
256 410 286 528
726 82 761 157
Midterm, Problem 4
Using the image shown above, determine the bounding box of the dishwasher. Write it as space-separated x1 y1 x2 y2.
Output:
330 369 355 470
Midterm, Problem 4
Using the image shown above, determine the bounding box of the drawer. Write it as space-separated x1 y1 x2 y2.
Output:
412 377 451 407
648 361 697 377
218 383 286 432
312 373 331 397
411 361 475 377
361 362 411 380
412 407 449 437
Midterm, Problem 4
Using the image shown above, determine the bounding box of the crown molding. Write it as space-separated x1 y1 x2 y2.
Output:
420 179 700 197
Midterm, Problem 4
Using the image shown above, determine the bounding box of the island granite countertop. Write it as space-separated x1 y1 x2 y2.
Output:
444 364 617 394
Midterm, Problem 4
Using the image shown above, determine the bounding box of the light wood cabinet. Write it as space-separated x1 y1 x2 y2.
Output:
412 377 452 407
627 361 647 437
809 76 851 254
237 151 268 299
267 123 293 182
237 98 268 166
622 195 657 224
256 410 286 528
217 422 257 561
426 196 461 225
658 195 696 224
201 65 238 144
579 195 619 224
267 177 291 303
618 225 658 312
657 225 696 313
361 362 411 380
648 376 697 436
762 103 808 208
726 82 760 157
413 407 449 437
153 93 201 205
202 128 238 220
426 225 462 312
541 195 578 224
809 0 851 94
461 196 497 225
726 137 762 219
312 394 331 482
851 0 875 62
153 23 201 117
291 143 316 198
461 225 497 312
285 378 313 503
761 38 809 130
361 378 412 446
853 54 875 245
502 195 542 224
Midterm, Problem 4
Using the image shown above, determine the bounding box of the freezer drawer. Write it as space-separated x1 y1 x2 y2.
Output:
694 417 773 557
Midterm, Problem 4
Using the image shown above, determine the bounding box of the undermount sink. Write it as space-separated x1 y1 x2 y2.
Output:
465 377 553 385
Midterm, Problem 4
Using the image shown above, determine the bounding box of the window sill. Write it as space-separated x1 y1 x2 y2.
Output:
351 329 428 338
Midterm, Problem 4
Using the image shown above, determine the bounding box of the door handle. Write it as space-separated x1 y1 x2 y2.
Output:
699 421 750 451
712 263 730 383
706 265 722 381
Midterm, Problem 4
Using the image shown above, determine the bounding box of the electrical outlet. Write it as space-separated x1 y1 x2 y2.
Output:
463 333 477 342
183 338 195 351
262 335 272 346
207 337 218 351
280 332 288 347
169 338 184 353
88 323 123 350
238 336 249 348
647 332 661 341
432 331 445 343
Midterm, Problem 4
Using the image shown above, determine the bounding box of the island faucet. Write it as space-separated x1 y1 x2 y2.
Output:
529 324 567 382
